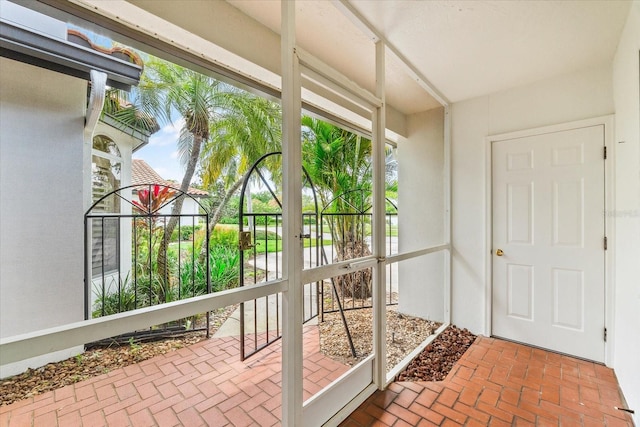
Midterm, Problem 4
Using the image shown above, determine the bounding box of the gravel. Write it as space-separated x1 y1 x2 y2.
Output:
397 325 477 381
319 306 442 369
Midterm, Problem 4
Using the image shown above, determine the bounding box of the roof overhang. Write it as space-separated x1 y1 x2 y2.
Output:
0 18 142 90
100 113 152 151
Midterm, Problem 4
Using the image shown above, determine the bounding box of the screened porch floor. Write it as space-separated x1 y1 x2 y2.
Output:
341 336 633 427
0 325 347 426
0 332 633 426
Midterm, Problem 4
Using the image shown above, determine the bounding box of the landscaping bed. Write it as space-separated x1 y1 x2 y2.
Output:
319 306 442 369
1 308 476 407
0 305 236 406
397 325 477 381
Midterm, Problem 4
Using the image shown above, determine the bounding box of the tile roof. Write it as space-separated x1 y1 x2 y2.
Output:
67 29 144 67
131 159 208 197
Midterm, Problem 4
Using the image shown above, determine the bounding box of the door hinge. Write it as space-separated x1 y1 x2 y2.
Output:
604 146 607 159
604 236 608 250
604 327 607 342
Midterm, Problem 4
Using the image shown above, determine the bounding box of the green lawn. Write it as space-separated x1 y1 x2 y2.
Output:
363 223 398 237
169 236 332 256
251 238 332 254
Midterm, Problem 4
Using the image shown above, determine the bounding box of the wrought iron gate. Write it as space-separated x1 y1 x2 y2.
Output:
238 155 397 360
319 190 398 319
238 153 322 360
85 183 212 342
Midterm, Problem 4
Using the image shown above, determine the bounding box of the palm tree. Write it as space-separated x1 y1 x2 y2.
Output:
196 95 282 260
105 57 281 298
301 117 374 298
300 117 398 299
301 116 373 252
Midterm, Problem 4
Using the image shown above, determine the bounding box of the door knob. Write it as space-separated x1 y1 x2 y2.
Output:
495 249 504 256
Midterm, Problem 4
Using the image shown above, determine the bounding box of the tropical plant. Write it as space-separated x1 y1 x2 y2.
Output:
104 57 281 289
178 244 239 296
301 116 374 298
92 273 139 317
301 118 372 247
131 184 176 217
196 95 282 260
141 61 240 284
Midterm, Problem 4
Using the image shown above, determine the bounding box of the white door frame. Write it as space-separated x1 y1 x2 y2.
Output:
484 115 615 366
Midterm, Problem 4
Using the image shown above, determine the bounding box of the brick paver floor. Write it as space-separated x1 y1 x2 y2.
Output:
0 325 348 426
341 336 634 426
2 332 633 426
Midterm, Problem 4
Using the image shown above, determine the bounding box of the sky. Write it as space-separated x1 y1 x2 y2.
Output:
133 118 186 183
68 24 187 184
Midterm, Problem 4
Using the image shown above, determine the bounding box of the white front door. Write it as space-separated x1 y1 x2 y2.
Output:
492 125 606 362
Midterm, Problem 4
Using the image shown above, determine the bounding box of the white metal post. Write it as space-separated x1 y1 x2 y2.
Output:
281 1 303 425
372 40 387 389
443 105 452 324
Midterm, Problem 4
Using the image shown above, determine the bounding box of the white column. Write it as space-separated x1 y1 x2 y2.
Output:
372 40 387 389
443 105 452 324
281 1 303 425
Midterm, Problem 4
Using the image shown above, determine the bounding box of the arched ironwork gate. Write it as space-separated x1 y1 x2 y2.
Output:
319 190 398 318
85 183 211 343
238 154 399 360
239 152 397 360
238 152 322 360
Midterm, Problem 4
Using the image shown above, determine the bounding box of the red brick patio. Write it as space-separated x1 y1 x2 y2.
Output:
341 336 634 427
0 325 347 426
1 332 634 426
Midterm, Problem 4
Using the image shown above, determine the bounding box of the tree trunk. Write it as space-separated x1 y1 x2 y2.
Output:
156 134 203 301
333 237 373 299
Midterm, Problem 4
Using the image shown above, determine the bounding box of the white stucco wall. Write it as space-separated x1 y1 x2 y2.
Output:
158 197 204 227
611 1 640 422
450 63 615 336
397 107 445 321
450 52 640 411
0 58 86 375
450 96 490 332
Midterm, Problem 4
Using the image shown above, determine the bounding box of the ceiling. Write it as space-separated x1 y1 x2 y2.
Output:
228 0 631 110
22 0 631 123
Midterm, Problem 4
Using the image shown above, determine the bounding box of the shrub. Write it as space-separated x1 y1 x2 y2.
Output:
219 215 239 224
92 274 138 317
212 226 239 247
209 244 240 292
93 223 239 319
169 225 202 242
179 244 239 295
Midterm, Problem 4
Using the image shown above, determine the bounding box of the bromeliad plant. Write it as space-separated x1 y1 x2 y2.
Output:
132 184 176 218
132 184 177 304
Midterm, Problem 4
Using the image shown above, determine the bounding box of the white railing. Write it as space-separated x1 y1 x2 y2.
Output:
1 243 450 365
0 279 285 364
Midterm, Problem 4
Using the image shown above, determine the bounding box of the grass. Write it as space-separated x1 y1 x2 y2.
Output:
252 238 333 254
364 223 398 237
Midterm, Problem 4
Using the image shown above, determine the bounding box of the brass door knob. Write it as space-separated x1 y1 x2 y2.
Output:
495 249 504 256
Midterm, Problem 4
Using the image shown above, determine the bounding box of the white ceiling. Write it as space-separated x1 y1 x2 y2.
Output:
228 0 631 110
51 0 631 120
348 0 631 103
